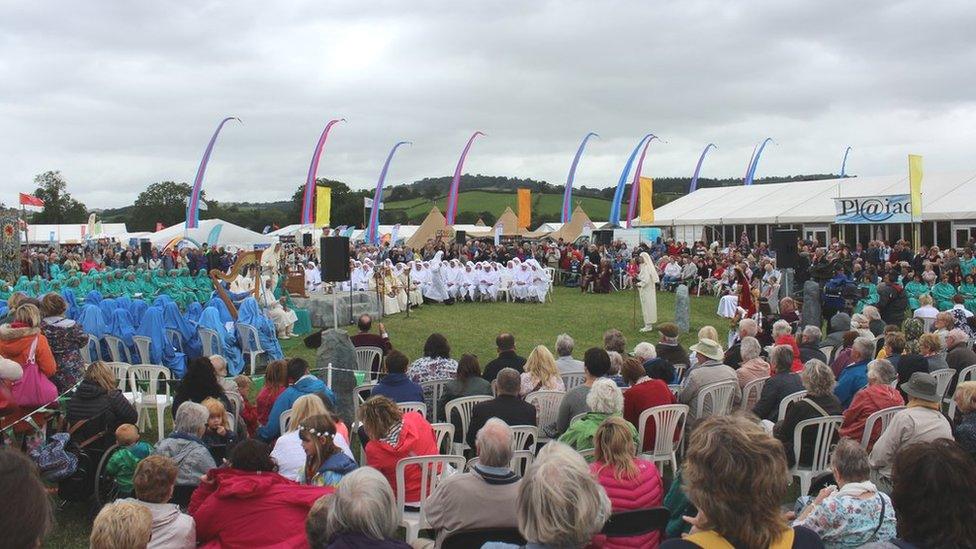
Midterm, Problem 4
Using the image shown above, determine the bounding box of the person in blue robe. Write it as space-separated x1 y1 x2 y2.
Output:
161 301 203 360
78 303 109 359
197 306 245 376
184 302 203 324
206 297 234 324
106 308 139 362
61 290 80 320
84 290 103 306
128 299 148 330
236 297 284 360
135 306 187 378
98 298 117 323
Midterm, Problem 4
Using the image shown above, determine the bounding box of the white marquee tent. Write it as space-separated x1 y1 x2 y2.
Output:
148 219 275 250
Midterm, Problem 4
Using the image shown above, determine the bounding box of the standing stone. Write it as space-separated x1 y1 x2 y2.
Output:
780 268 795 301
801 280 822 330
675 284 691 333
315 328 357 424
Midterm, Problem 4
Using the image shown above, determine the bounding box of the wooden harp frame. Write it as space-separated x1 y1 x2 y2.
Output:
210 251 261 320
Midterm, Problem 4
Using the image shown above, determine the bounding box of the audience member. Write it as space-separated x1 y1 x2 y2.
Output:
775 359 843 467
482 332 526 382
680 338 740 423
350 314 392 376
258 357 333 441
559 378 636 452
172 356 230 420
954 381 976 459
65 360 138 449
439 353 492 422
554 333 584 374
272 394 353 481
839 359 904 449
190 439 330 547
359 395 438 503
0 303 58 391
371 349 425 404
797 325 828 364
154 401 217 505
298 414 358 487
659 415 822 548
622 356 676 453
407 333 460 410
834 336 875 408
656 322 690 368
736 336 771 391
945 328 976 391
917 333 948 372
880 331 906 370
200 397 237 462
519 345 565 395
724 318 758 369
547 347 611 437
256 359 288 426
122 455 196 549
829 331 859 378
0 448 52 549
39 292 87 391
90 500 153 549
424 418 522 546
468 368 537 448
822 312 852 349
311 467 411 548
105 423 154 497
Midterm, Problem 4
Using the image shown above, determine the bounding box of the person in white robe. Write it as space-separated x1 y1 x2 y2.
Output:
512 263 533 300
459 262 478 302
259 278 298 338
423 251 450 302
304 262 322 293
392 262 409 311
478 263 496 301
636 251 660 332
404 262 424 306
443 259 461 299
529 260 549 302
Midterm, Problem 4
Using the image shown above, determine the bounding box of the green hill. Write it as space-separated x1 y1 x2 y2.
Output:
384 190 622 224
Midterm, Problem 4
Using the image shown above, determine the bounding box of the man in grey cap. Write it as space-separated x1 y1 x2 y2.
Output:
869 372 953 489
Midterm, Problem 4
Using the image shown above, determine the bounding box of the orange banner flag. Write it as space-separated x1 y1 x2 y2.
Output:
517 188 531 229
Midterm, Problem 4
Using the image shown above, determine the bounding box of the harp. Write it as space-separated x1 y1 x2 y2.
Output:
210 251 262 320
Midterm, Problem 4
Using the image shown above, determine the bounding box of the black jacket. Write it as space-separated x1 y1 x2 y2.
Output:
798 342 828 364
752 372 804 422
481 351 526 383
466 395 537 448
775 394 843 467
65 379 138 447
657 343 691 369
877 283 909 325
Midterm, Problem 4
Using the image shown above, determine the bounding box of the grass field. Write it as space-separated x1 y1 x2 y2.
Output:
385 190 622 222
47 287 722 548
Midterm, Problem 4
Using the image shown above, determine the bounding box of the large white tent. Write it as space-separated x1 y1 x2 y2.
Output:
22 222 128 244
148 218 275 250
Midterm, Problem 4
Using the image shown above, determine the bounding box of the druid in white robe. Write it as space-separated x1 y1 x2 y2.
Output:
512 264 533 300
423 251 449 302
637 252 660 332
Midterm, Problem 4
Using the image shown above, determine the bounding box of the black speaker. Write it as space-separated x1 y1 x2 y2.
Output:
455 230 467 244
592 229 613 246
140 239 151 259
302 233 313 247
321 237 351 282
771 229 800 269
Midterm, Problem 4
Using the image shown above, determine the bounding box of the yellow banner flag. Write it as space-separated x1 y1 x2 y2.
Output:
315 186 331 228
639 177 654 224
517 188 531 229
908 154 923 221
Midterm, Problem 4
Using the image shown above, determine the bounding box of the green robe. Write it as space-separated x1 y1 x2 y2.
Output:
932 282 957 311
905 280 929 310
854 282 879 314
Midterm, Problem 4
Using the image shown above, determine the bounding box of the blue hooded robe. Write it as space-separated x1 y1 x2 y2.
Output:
162 301 203 360
198 306 245 376
106 308 139 362
136 306 187 378
236 297 284 360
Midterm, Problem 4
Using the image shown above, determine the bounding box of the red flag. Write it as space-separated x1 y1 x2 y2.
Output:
19 193 44 207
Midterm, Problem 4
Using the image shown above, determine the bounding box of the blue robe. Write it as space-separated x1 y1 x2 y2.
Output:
106 308 139 362
61 290 80 320
198 307 245 376
184 302 203 324
162 301 203 360
78 304 109 359
136 306 187 378
98 298 117 323
206 297 233 324
236 297 284 360
84 290 103 305
128 299 148 330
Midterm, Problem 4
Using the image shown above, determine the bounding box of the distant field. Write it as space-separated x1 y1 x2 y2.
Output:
386 190 622 222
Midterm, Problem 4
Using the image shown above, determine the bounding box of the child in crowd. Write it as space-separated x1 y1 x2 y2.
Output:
210 355 239 398
234 374 259 437
104 424 153 497
298 414 358 487
201 397 237 463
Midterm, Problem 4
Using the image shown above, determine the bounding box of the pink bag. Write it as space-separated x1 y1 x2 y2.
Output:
11 337 58 409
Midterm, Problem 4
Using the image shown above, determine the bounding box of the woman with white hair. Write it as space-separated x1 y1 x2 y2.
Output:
154 401 217 506
736 336 771 391
310 467 411 548
861 305 886 336
483 442 611 549
558 378 637 452
774 359 843 468
839 359 904 449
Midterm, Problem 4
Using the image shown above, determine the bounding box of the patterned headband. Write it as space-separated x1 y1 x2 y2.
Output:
299 425 333 438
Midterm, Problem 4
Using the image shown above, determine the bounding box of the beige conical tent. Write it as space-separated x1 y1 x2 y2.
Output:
549 205 594 242
405 207 454 249
474 217 486 226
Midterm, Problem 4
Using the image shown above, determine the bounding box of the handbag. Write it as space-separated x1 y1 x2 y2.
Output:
11 337 58 409
30 432 78 481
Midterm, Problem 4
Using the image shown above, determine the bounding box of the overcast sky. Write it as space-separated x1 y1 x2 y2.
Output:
3 1 975 209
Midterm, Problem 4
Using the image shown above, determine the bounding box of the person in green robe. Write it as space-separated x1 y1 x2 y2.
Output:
960 274 976 314
904 273 929 311
102 269 121 297
961 250 976 277
854 275 879 314
193 270 214 303
12 275 33 297
136 271 157 299
932 273 958 311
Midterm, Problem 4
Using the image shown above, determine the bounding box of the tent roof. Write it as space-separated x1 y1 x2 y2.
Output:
406 207 453 249
649 171 976 226
474 218 486 226
23 223 128 244
149 218 275 250
549 206 595 242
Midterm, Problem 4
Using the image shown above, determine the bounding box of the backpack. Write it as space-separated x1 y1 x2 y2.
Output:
30 432 78 482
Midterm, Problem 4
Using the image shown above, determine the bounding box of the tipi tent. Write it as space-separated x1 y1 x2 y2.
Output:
149 218 275 250
549 206 595 242
406 207 453 249
469 207 550 238
474 218 487 226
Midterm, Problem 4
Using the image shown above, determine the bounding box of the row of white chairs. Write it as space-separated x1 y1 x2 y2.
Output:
101 362 173 444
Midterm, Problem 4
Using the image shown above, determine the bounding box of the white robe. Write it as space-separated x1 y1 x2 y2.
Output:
637 252 660 328
424 252 449 302
512 267 533 299
260 287 298 333
304 266 322 292
460 267 478 300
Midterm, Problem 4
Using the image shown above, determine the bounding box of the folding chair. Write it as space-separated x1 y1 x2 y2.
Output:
197 326 223 357
790 415 843 495
444 395 492 455
354 346 383 381
395 455 465 542
132 335 153 365
398 401 427 417
236 323 267 376
561 373 586 391
525 390 566 444
637 404 689 476
103 335 132 364
778 390 808 422
859 406 905 450
128 365 173 443
740 376 770 411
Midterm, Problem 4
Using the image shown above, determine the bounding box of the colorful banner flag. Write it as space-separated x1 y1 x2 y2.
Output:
626 136 659 228
517 188 531 229
446 131 485 225
187 116 240 229
206 223 223 245
909 154 923 222
302 118 345 225
315 186 332 228
609 133 655 226
18 193 44 207
745 137 773 186
366 142 410 244
390 223 400 244
689 143 716 193
562 132 599 223
639 177 654 224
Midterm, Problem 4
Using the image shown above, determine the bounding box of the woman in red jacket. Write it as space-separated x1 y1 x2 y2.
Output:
590 417 664 548
839 359 904 449
189 439 332 548
360 396 438 504
621 358 676 454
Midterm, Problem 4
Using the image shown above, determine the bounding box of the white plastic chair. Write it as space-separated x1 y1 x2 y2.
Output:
105 361 132 395
569 412 587 425
859 406 906 450
525 390 566 443
921 317 935 333
226 391 244 434
236 323 267 376
420 379 450 423
394 455 466 542
444 395 492 454
498 278 513 302
819 345 835 364
778 390 809 422
468 450 535 477
740 376 770 411
80 334 100 364
790 415 843 495
673 364 688 384
637 404 689 475
354 346 383 381
561 373 586 391
948 364 976 420
128 365 173 443
578 448 595 461
931 368 956 402
353 382 378 421
399 401 427 417
510 425 538 454
695 380 738 419
197 327 222 357
132 335 153 365
430 423 455 455
103 335 132 364
280 409 293 434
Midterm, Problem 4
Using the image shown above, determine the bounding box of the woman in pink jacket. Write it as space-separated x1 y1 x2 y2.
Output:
589 416 664 548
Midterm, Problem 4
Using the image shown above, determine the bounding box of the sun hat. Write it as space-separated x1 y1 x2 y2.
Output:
689 338 724 361
900 371 941 403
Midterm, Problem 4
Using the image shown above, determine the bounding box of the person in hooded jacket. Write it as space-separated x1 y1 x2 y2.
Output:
65 361 138 450
258 358 334 442
359 396 438 503
189 439 330 549
876 275 909 326
155 401 217 507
